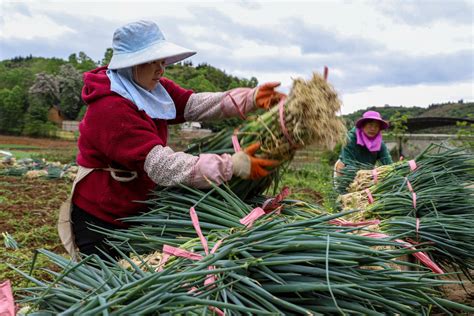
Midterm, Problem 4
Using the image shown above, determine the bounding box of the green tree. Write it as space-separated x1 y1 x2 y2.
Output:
77 51 97 71
68 53 78 67
76 105 88 121
28 72 60 106
23 95 57 136
455 114 474 149
388 111 408 158
186 74 218 92
101 48 113 66
0 86 27 134
57 64 83 119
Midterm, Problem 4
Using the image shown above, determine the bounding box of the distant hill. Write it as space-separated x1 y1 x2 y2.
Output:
343 101 473 133
419 102 472 118
0 55 258 135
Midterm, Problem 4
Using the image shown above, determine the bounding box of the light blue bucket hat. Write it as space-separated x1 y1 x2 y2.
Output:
108 20 196 69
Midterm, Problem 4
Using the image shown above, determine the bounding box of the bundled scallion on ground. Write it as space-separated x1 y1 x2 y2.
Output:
95 183 324 253
337 143 473 195
186 72 346 199
381 214 474 279
334 161 372 194
12 217 474 315
338 144 474 219
335 143 473 277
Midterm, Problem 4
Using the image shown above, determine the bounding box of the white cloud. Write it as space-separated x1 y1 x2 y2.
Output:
1 0 472 115
0 12 76 40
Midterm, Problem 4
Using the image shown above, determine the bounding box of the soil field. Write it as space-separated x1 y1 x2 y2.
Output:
0 135 77 149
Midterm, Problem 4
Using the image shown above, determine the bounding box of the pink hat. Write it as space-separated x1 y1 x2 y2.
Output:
355 111 389 130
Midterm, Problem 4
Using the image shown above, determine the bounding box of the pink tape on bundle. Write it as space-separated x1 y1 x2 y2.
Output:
361 232 444 274
408 160 417 171
208 306 225 316
240 207 266 228
157 252 171 272
231 134 241 152
190 207 210 255
278 96 297 148
405 177 413 192
163 245 203 261
365 189 374 204
205 239 223 287
412 192 417 209
0 280 15 316
372 169 378 184
262 186 291 211
189 207 224 289
329 218 380 227
416 217 420 241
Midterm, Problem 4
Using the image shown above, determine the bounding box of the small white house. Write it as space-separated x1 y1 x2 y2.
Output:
181 122 202 130
62 120 80 132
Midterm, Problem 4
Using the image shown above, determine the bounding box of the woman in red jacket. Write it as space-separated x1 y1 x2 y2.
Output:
58 20 284 259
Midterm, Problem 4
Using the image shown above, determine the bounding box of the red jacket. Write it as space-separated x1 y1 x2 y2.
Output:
73 66 193 226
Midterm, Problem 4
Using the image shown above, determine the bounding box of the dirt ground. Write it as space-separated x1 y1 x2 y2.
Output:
1 135 473 310
0 176 70 237
0 134 77 149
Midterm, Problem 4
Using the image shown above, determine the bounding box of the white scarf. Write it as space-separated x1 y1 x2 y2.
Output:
106 67 176 119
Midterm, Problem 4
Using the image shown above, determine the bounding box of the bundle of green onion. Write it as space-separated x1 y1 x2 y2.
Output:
186 72 346 199
12 219 474 315
337 143 473 195
381 214 474 279
95 183 324 253
335 144 474 277
338 144 474 219
334 161 372 194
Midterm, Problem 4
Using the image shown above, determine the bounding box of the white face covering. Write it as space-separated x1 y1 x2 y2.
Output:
106 67 176 119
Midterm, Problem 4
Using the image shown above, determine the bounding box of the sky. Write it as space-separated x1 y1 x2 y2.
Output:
1 0 473 114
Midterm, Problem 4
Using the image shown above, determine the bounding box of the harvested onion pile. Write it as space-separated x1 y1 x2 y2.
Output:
187 72 346 198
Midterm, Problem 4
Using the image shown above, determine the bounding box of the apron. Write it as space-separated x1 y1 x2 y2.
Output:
58 165 138 261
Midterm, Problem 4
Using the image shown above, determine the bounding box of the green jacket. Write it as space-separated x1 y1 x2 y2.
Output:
339 128 393 166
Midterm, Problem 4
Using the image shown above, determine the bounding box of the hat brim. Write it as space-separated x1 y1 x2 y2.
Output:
356 117 389 130
108 40 196 70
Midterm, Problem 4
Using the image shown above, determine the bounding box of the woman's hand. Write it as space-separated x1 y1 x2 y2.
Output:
232 143 279 179
334 159 345 177
255 82 286 109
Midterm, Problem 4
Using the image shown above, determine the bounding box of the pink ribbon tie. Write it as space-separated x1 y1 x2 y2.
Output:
408 160 417 171
163 245 203 261
372 169 378 184
330 218 380 227
416 217 420 241
231 134 241 153
262 187 290 211
365 189 374 204
240 207 266 228
405 177 413 192
278 96 297 148
362 232 444 274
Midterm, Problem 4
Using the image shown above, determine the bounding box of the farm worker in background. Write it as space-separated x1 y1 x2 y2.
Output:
58 20 285 260
334 110 393 176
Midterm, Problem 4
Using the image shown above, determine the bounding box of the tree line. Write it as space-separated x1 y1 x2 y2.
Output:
0 50 258 136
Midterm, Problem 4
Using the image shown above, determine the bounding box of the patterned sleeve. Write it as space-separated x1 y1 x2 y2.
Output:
184 87 257 122
144 145 233 188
